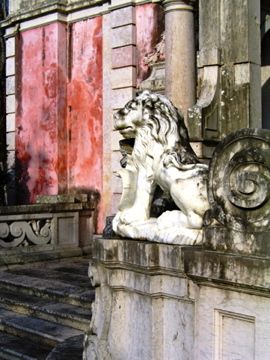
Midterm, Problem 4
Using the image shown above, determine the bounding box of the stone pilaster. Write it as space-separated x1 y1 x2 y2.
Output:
163 0 196 120
188 0 261 158
110 6 137 215
5 27 17 204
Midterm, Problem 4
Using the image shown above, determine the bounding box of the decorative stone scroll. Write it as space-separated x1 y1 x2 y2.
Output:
0 220 51 248
112 91 210 245
207 128 270 232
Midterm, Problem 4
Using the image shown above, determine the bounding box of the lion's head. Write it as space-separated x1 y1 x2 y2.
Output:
114 90 199 164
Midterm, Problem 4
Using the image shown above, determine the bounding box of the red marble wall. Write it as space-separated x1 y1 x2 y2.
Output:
67 17 103 231
15 17 103 230
67 17 103 196
136 3 164 85
16 23 67 203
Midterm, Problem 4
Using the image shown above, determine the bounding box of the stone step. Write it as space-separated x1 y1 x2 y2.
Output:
0 307 83 348
0 332 52 360
8 266 92 289
0 271 94 309
0 286 91 331
46 335 84 360
0 257 92 359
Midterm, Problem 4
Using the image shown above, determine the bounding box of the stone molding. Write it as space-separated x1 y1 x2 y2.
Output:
92 238 270 295
163 0 196 12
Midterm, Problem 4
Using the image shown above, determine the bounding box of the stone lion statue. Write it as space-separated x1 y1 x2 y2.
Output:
112 90 210 244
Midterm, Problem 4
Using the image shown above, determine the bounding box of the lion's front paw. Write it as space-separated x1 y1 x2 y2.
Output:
119 208 148 225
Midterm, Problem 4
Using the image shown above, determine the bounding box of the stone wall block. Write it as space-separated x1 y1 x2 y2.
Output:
6 37 15 57
111 66 136 89
111 25 136 48
111 193 122 215
111 174 122 194
6 113 16 133
112 45 137 68
6 132 15 151
111 6 135 28
111 127 122 151
111 150 122 175
6 95 15 114
6 57 15 76
6 150 15 170
111 88 135 109
6 76 15 95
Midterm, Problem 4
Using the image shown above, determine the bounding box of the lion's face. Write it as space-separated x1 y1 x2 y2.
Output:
114 98 144 139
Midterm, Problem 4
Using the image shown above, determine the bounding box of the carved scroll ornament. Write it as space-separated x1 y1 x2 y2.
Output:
0 220 52 248
207 128 270 233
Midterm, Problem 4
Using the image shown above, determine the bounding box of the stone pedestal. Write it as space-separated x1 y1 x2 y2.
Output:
84 237 270 360
84 238 196 360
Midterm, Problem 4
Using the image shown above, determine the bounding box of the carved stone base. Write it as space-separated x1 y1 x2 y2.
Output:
84 237 270 360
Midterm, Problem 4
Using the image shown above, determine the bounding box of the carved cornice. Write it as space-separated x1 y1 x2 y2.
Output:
0 0 105 29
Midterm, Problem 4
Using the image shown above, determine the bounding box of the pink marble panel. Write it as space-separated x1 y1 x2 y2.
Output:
67 17 103 230
16 23 67 203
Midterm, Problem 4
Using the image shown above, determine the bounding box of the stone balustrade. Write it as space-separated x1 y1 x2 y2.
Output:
0 194 96 267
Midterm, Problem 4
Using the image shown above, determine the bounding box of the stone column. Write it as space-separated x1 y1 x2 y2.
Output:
163 0 196 120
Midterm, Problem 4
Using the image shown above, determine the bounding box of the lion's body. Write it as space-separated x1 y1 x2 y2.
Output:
112 91 210 243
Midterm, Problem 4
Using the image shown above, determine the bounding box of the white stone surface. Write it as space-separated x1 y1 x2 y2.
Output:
85 238 270 360
111 66 136 89
6 37 15 58
112 45 137 69
6 132 15 151
112 91 209 245
111 6 135 28
6 150 15 170
111 88 135 110
6 114 16 133
85 239 196 360
195 286 270 360
111 25 136 48
6 76 15 95
6 57 15 77
6 95 16 114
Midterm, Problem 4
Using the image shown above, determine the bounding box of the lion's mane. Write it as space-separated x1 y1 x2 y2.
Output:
131 91 199 166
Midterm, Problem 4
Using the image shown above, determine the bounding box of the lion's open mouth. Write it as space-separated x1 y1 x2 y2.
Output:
119 126 133 133
115 126 136 138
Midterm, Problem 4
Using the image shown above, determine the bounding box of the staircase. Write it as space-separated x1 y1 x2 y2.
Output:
0 257 94 360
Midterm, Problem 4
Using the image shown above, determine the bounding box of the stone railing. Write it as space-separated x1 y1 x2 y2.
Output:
0 194 96 267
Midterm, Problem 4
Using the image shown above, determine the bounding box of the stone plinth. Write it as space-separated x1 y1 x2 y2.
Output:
85 238 196 360
84 237 270 360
